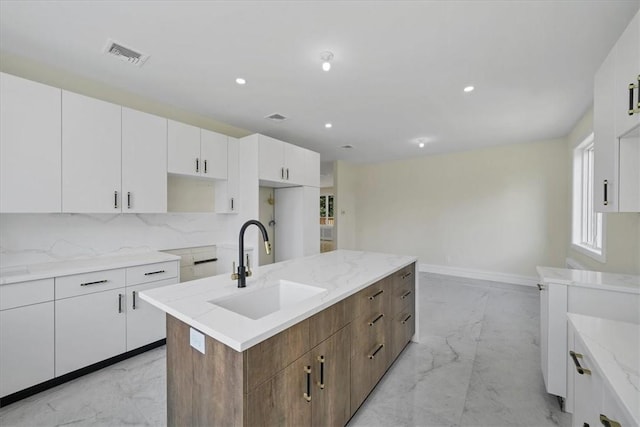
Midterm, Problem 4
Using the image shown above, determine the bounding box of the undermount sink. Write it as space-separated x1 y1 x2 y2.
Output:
209 280 326 320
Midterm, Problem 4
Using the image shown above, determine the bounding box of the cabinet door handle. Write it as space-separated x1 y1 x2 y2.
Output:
599 414 621 427
537 283 545 291
303 365 311 402
629 81 639 116
118 293 123 313
204 159 208 174
368 344 384 359
132 291 137 310
196 158 199 173
230 197 234 211
281 167 285 179
80 279 108 287
286 168 289 180
144 270 165 276
317 355 325 389
368 289 384 300
401 290 412 299
569 351 591 375
401 314 412 324
114 191 119 209
368 313 384 326
127 192 131 209
603 180 609 206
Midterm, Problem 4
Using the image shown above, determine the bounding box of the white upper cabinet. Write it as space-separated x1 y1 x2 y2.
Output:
215 137 239 213
594 10 640 213
62 91 122 213
0 73 62 213
122 108 168 213
168 120 201 177
168 120 228 179
201 129 228 180
614 11 640 135
258 135 285 182
258 134 320 187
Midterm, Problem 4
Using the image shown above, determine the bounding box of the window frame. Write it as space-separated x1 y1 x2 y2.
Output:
571 133 606 262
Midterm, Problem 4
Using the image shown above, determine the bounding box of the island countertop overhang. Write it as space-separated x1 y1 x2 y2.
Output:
140 249 417 352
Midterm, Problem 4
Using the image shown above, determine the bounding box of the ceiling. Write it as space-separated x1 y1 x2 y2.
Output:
1 1 638 164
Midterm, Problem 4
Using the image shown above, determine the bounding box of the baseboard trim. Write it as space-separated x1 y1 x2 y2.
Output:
418 263 537 287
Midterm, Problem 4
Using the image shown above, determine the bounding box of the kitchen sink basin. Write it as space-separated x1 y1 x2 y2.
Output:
209 280 326 320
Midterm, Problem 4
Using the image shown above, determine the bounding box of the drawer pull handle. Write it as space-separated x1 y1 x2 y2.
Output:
317 355 325 389
600 414 621 427
537 283 545 291
303 365 311 402
401 290 412 299
401 314 412 324
368 289 384 300
401 271 413 279
144 270 165 276
368 344 384 359
80 279 108 287
368 313 384 326
194 258 218 265
132 291 137 310
118 293 123 313
569 351 591 375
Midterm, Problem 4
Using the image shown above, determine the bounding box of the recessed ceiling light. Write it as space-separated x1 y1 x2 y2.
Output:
419 142 425 148
463 85 474 92
235 78 246 85
320 51 334 72
325 123 332 128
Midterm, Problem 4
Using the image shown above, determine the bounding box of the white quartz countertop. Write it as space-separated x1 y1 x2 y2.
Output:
0 252 181 285
537 266 640 294
140 250 417 352
568 313 639 425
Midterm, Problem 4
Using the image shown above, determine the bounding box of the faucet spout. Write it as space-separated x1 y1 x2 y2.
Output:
236 220 271 288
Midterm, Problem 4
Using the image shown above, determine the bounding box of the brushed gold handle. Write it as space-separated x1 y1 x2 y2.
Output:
401 271 413 279
368 313 384 326
600 414 621 427
401 314 412 324
569 351 591 375
368 289 384 300
317 355 325 389
368 344 384 359
401 290 412 299
303 365 311 402
537 283 545 291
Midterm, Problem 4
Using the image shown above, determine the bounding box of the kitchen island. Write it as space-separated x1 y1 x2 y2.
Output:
141 249 417 426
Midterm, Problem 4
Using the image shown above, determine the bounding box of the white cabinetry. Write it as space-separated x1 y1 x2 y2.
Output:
62 91 122 213
168 120 228 179
0 73 62 213
594 10 640 213
215 137 239 213
122 108 167 213
258 134 320 187
0 279 55 396
539 281 568 398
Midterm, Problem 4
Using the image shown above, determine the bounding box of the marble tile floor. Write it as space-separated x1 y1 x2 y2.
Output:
0 273 571 427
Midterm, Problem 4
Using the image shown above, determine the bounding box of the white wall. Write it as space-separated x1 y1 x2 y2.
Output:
334 160 358 250
566 108 640 275
350 139 570 278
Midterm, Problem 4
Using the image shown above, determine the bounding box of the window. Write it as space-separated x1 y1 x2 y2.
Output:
572 133 605 261
320 195 334 225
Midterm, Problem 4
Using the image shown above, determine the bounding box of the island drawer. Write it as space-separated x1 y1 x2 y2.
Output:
126 261 178 286
351 276 392 320
55 268 125 299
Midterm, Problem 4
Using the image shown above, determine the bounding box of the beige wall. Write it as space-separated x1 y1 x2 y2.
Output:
566 108 640 275
351 139 570 277
334 161 358 250
0 52 250 137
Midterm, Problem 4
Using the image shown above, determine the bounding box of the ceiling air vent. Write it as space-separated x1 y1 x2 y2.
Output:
103 39 149 67
264 113 288 122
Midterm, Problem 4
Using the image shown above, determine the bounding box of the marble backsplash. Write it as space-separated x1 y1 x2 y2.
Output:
0 213 234 268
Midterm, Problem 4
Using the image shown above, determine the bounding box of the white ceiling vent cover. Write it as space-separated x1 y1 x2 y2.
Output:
264 113 288 122
103 39 149 66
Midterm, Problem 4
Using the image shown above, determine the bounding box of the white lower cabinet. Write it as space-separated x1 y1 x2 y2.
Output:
125 279 173 351
55 288 127 376
0 302 55 396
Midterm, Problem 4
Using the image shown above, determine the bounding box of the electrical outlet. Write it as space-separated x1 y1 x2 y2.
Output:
190 327 205 354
